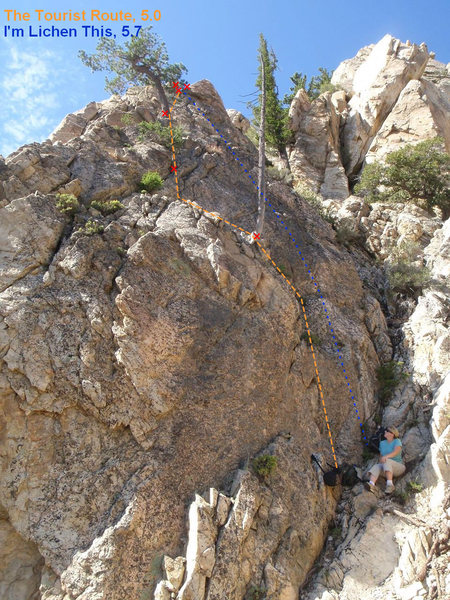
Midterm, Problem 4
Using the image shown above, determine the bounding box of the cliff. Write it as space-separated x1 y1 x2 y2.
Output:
0 34 448 600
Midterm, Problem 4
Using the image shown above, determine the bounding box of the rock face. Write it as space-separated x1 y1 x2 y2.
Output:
1 35 449 600
289 34 449 196
365 77 450 164
158 436 336 600
288 90 349 199
0 80 384 599
340 34 429 178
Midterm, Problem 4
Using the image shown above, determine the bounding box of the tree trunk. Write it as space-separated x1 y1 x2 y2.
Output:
132 62 170 113
256 55 266 236
150 74 170 114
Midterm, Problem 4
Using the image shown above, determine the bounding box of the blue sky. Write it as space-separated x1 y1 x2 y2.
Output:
0 0 449 157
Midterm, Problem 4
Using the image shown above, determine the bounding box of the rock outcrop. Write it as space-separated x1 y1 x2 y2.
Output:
289 34 449 196
0 79 385 599
288 90 349 199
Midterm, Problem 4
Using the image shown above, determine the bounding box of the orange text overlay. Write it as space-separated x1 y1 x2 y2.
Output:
3 9 161 22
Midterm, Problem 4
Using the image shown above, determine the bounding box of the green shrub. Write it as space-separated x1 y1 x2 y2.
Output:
56 193 80 215
307 68 335 100
252 455 277 479
121 113 134 125
246 585 266 600
301 331 321 348
277 263 290 276
407 480 423 494
266 165 293 185
294 183 335 223
335 224 361 247
387 262 431 296
137 120 184 149
90 199 124 215
392 489 409 505
355 138 450 219
78 219 104 236
140 171 163 193
377 361 407 406
330 525 342 540
385 241 431 296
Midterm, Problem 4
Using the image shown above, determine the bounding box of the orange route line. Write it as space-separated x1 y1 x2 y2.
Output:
167 91 338 469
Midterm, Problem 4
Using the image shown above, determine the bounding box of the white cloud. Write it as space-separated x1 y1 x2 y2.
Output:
0 43 63 156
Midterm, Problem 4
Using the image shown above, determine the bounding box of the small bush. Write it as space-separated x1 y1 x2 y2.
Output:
294 183 335 223
407 480 423 494
377 360 407 406
330 525 342 540
335 224 361 247
301 331 321 348
56 193 80 215
266 165 293 185
78 219 104 236
246 585 266 600
137 120 184 149
245 126 259 149
392 489 409 505
141 171 163 193
385 240 432 296
90 199 124 215
387 262 431 296
121 113 134 125
355 137 450 219
252 455 277 479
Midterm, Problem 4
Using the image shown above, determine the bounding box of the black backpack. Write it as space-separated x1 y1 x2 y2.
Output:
311 454 342 487
368 427 386 453
340 463 360 487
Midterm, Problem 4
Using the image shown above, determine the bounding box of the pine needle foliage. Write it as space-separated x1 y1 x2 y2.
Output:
355 138 450 219
79 27 187 111
250 34 286 153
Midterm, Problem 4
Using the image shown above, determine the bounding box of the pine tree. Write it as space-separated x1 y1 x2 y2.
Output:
79 27 186 113
283 72 308 105
307 68 334 100
251 34 286 154
255 53 266 236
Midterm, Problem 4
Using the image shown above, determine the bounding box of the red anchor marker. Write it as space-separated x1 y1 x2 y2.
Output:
162 110 169 117
184 83 191 90
170 165 177 173
252 232 261 240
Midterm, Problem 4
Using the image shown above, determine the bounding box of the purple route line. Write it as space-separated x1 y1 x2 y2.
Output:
171 88 368 445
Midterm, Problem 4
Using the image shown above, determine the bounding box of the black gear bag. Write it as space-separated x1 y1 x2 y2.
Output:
311 454 342 487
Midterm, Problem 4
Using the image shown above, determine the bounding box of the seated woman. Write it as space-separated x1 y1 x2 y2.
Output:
365 426 406 494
